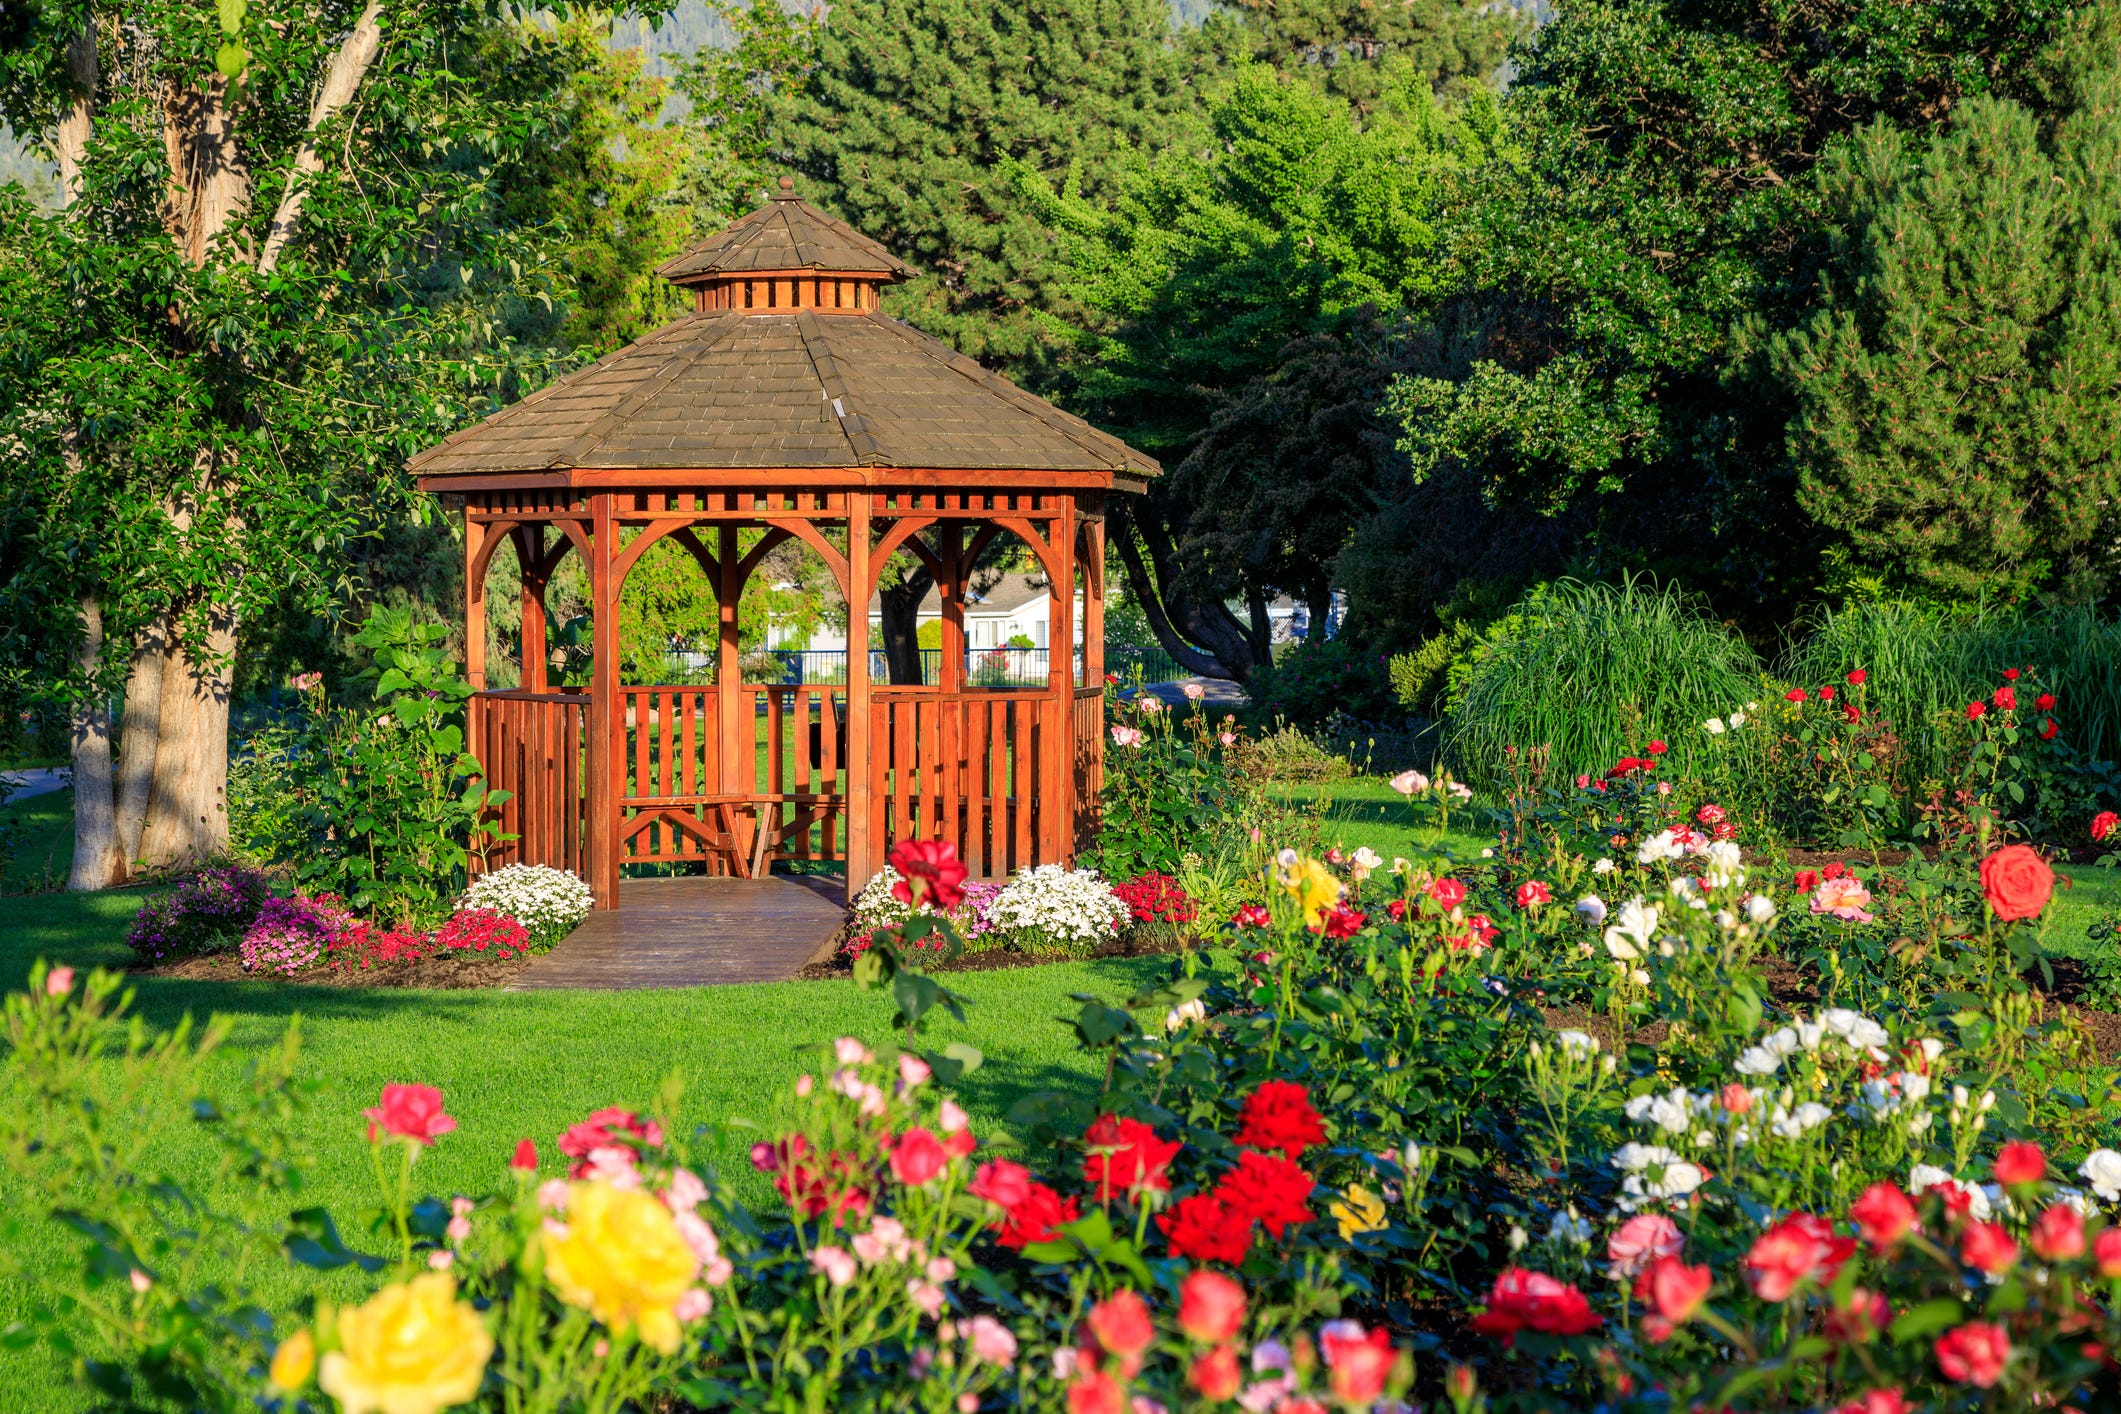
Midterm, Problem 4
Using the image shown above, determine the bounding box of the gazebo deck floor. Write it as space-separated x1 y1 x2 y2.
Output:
506 873 847 990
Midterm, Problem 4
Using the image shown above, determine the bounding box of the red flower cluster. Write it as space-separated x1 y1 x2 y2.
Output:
1314 904 1366 938
1160 1147 1318 1261
1233 1081 1326 1158
434 907 529 958
1604 756 1659 778
561 1106 665 1176
1082 1114 1181 1202
1469 1267 1603 1343
1232 904 1272 929
1112 872 1200 925
1744 1213 1854 1302
327 921 429 970
751 1133 873 1225
973 1159 1080 1249
888 838 968 911
1935 1322 2010 1387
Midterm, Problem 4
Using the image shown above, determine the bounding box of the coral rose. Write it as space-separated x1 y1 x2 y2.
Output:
1469 1267 1602 1342
2095 1226 2121 1278
1980 844 2053 922
1991 1140 2046 1186
1850 1182 1917 1250
1189 1344 1243 1401
1958 1220 2018 1274
1085 1290 1155 1362
1605 1213 1682 1280
1067 1368 1125 1414
2030 1203 2085 1262
1639 1256 1711 1324
1320 1322 1397 1404
1178 1270 1247 1342
1935 1322 2009 1387
970 1159 1034 1211
888 1127 949 1188
1743 1213 1852 1302
363 1083 456 1147
319 1273 491 1414
541 1181 701 1353
1234 1080 1327 1158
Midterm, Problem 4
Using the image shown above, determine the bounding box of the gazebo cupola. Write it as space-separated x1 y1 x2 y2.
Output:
658 177 912 314
412 177 1157 912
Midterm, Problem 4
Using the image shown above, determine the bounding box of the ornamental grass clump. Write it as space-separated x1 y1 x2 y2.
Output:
988 863 1128 953
453 864 592 951
124 863 271 963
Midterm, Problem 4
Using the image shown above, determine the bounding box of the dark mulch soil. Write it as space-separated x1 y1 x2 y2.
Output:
797 930 1188 981
1775 845 1936 868
138 948 537 990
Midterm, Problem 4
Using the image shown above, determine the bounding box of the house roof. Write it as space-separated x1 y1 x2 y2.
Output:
408 309 1160 479
655 180 915 282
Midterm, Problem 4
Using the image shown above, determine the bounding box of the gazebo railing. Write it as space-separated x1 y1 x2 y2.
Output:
468 690 589 877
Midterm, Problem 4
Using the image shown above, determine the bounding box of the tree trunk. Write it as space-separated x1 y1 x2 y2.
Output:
135 608 236 868
1110 501 1258 682
67 598 122 890
114 621 167 872
878 566 934 686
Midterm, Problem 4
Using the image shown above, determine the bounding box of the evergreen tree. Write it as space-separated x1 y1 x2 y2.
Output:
765 0 1222 373
1222 0 1519 109
1765 62 2121 601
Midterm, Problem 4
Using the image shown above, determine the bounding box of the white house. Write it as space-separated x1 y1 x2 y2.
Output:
769 572 1085 651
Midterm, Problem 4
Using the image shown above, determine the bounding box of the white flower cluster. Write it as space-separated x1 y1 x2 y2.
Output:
456 864 593 947
1611 1143 1705 1211
1733 1010 1896 1076
1703 701 1760 735
989 865 1127 946
853 867 916 929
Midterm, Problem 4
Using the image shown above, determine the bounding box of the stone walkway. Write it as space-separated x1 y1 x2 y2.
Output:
1125 677 1248 711
508 873 848 990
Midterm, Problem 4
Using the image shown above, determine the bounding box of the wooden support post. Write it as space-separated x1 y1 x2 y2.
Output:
1048 501 1075 863
1082 508 1105 689
717 524 747 872
464 516 487 692
517 526 548 693
939 522 964 693
845 496 874 904
586 494 620 908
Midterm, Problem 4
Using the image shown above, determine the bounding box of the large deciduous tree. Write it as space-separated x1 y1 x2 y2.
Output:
0 0 579 885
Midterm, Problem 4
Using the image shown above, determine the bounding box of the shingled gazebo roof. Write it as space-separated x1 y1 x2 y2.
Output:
411 182 1156 487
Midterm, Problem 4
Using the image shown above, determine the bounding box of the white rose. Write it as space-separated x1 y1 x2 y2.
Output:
2079 1149 2121 1203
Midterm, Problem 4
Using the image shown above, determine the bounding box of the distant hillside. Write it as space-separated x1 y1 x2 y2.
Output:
0 125 57 209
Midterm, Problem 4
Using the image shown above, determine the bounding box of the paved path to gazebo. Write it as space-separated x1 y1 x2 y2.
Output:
507 874 847 989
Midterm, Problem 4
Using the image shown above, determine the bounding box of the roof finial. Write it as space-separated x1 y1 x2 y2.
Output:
775 176 797 200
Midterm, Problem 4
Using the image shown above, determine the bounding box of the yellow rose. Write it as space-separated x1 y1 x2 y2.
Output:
319 1273 491 1414
1330 1184 1388 1241
268 1327 315 1392
1278 855 1341 928
542 1181 699 1354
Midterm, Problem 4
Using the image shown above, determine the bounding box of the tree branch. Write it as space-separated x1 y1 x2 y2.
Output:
256 0 385 276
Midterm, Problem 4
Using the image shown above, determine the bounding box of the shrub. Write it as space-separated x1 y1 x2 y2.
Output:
237 896 340 977
1091 688 1241 878
124 864 270 964
987 864 1127 952
1447 577 1763 789
1240 636 1398 732
1233 722 1352 782
455 864 593 951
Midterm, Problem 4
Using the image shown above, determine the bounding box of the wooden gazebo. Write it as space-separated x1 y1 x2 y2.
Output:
412 179 1157 908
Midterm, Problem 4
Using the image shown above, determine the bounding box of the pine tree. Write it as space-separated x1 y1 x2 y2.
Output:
1769 61 2121 601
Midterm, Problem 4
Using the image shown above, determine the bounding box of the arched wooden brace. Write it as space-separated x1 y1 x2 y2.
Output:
868 514 942 583
612 517 698 596
762 518 852 597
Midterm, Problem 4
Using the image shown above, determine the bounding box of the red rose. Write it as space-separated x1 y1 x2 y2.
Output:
1991 1140 2046 1186
364 1083 456 1147
1189 1345 1242 1401
1233 904 1271 928
970 1158 1033 1210
1638 1256 1711 1323
1743 1213 1853 1302
2040 718 2060 740
1385 899 1407 921
1935 1322 2009 1387
558 1106 663 1176
1846 669 1867 686
2003 668 2020 680
1822 861 1847 880
889 1127 949 1187
1321 1323 1396 1404
1314 904 1366 938
1085 1290 1154 1361
1646 740 1668 755
1785 688 1809 703
1980 844 2053 921
1850 1182 1916 1249
1993 685 2017 711
1819 686 1835 702
1159 1194 1254 1263
1966 700 1986 720
1178 1270 1247 1342
1696 803 1726 824
1958 1220 2018 1274
889 838 968 911
992 1180 1078 1250
1515 880 1552 908
1426 877 1467 910
1469 1267 1603 1343
2094 1226 2121 1277
2037 692 2056 710
1234 1080 1327 1158
1821 1289 1890 1345
511 1138 539 1171
2095 811 2120 843
1843 704 1862 723
1081 1114 1181 1201
1067 1368 1125 1414
1213 1150 1315 1237
1832 1391 1907 1414
1793 869 1820 893
2030 1203 2085 1262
